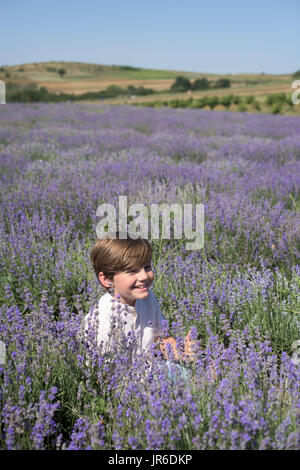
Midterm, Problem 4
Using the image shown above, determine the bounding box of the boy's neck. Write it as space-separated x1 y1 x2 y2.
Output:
111 291 136 307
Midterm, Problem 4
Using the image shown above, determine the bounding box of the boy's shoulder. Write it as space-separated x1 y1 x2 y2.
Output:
97 291 115 315
98 291 113 306
85 292 112 320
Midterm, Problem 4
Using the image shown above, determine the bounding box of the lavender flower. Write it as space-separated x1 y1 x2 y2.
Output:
1 103 299 449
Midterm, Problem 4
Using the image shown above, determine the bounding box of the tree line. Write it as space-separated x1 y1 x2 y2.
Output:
5 82 155 102
134 92 295 114
170 76 230 92
4 75 231 102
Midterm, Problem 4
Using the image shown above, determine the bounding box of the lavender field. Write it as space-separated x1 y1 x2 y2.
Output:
0 103 300 450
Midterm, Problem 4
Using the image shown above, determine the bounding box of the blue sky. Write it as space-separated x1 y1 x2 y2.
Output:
1 0 299 74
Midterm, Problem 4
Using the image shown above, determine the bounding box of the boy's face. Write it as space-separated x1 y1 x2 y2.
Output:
111 262 154 306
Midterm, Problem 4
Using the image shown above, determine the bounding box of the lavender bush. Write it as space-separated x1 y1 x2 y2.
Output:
0 103 299 449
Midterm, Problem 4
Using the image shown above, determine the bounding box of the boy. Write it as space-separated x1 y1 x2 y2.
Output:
84 232 195 364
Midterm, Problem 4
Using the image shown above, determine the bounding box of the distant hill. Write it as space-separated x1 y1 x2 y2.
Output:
0 60 292 96
1 61 296 117
0 61 216 95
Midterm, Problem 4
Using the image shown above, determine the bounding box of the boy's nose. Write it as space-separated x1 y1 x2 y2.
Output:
137 268 148 281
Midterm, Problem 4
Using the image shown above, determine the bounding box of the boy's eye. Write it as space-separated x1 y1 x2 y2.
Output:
127 264 152 274
126 268 138 273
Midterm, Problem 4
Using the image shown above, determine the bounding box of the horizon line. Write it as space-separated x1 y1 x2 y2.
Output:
0 60 294 77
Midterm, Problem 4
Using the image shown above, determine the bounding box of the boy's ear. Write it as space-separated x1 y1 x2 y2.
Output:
98 272 113 288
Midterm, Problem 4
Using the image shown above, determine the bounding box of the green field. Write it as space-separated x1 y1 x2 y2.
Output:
1 61 298 115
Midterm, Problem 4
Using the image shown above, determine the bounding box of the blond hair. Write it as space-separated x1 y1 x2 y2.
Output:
90 233 153 289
